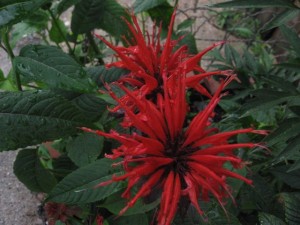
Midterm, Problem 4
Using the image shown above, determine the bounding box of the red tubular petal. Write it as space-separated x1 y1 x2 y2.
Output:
121 169 164 215
192 143 256 156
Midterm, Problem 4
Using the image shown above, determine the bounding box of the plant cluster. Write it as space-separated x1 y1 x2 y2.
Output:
0 0 300 225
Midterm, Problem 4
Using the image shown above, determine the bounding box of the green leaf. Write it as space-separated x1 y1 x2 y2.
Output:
262 9 300 31
242 90 299 115
0 91 87 151
133 0 166 13
280 25 300 58
47 158 124 204
148 2 173 29
13 148 57 193
271 165 300 189
14 45 96 92
71 0 128 37
275 135 300 162
279 193 300 225
56 0 81 15
52 154 78 180
178 32 198 55
177 18 195 31
102 192 160 216
49 18 68 43
211 0 297 9
266 118 300 146
276 63 300 73
67 132 103 167
86 66 129 87
107 214 148 225
258 212 286 225
0 0 49 27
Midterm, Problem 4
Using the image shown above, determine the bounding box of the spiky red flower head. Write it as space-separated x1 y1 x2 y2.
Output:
83 74 267 225
96 10 231 101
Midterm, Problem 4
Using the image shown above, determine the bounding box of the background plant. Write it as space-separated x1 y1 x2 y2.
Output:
0 0 299 224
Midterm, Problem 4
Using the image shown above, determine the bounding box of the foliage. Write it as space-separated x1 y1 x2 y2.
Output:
0 0 299 224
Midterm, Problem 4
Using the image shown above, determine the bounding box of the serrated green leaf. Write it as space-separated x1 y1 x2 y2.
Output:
211 0 297 9
47 158 124 204
0 91 87 151
258 212 286 225
54 91 108 122
67 133 103 167
148 2 173 29
133 0 166 13
107 214 148 225
52 154 78 180
266 118 300 146
178 32 198 55
280 25 300 58
13 148 57 193
279 193 300 225
0 0 49 28
86 66 129 87
275 135 300 162
177 18 195 31
242 90 299 115
102 192 160 216
14 45 96 92
271 165 300 189
262 9 300 31
56 0 81 15
71 0 128 37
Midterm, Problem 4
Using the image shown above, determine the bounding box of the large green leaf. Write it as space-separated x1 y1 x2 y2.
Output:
265 118 300 146
86 66 129 87
133 0 166 13
242 90 299 115
56 91 108 122
0 91 87 151
102 192 160 216
262 9 300 31
211 0 297 9
71 0 128 37
14 45 96 92
107 214 148 225
13 148 57 193
47 158 124 204
0 0 49 27
258 212 286 225
67 132 104 167
280 25 300 58
55 0 81 15
279 193 300 225
275 135 300 162
271 165 300 189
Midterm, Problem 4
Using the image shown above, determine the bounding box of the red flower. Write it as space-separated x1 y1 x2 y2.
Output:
83 74 266 225
96 11 231 101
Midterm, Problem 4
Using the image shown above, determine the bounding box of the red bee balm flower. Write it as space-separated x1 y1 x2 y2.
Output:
83 74 266 225
96 11 231 100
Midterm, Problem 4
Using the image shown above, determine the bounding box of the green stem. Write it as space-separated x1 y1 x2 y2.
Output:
48 9 73 55
87 32 104 65
2 30 22 91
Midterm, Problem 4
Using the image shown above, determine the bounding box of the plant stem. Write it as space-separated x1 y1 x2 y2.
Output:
48 9 73 55
2 30 22 91
86 32 104 65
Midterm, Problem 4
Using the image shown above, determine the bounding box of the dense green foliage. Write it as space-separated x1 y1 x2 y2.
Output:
0 0 299 224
